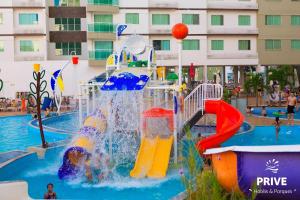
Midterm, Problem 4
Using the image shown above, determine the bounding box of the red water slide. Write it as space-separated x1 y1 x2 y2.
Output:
196 100 244 153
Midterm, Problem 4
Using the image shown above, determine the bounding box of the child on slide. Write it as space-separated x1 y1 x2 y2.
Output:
92 150 111 183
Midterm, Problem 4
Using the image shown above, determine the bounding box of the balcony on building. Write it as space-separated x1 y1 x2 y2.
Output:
207 27 258 35
87 23 116 40
88 49 113 66
149 27 171 35
13 0 45 7
207 0 258 10
14 27 45 35
15 54 45 61
87 0 119 13
148 1 178 8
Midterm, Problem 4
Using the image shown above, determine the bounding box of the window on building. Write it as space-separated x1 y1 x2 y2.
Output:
56 42 81 56
182 40 200 50
91 41 113 60
239 40 251 50
61 0 80 6
19 13 38 25
238 15 251 26
211 15 224 25
94 14 113 23
153 40 170 50
20 40 39 52
182 14 199 25
126 13 139 24
265 39 281 50
0 13 3 24
265 15 281 25
0 41 4 52
211 40 224 50
152 14 170 25
55 18 81 31
291 40 300 50
291 15 300 25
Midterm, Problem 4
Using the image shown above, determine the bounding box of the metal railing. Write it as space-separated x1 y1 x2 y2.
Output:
89 50 113 60
183 83 223 123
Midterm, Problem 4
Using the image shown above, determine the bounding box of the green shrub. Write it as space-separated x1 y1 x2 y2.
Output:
178 127 257 200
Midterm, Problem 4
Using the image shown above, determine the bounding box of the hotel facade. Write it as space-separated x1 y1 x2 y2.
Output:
0 0 299 97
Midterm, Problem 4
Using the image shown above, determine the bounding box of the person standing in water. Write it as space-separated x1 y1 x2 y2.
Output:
287 92 298 126
44 183 57 199
274 117 281 140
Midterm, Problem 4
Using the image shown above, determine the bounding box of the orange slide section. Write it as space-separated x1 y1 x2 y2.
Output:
196 100 244 153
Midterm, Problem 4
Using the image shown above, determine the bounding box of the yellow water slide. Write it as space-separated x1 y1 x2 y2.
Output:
130 136 174 179
147 136 173 178
130 137 158 178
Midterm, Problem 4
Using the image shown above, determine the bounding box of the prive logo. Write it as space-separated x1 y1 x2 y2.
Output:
256 159 287 186
265 159 280 174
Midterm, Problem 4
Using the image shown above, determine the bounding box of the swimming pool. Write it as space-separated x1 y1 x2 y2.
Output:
0 115 69 153
222 125 300 146
0 146 186 200
191 122 252 137
252 107 300 119
42 113 80 133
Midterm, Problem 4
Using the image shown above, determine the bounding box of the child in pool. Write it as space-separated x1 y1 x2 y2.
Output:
274 116 281 140
93 150 111 183
44 183 57 199
246 106 252 116
84 154 93 182
261 106 267 117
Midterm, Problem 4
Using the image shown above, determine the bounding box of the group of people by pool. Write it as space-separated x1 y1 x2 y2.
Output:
246 91 298 140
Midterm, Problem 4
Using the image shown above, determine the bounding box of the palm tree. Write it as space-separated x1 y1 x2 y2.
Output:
267 66 294 106
244 72 265 106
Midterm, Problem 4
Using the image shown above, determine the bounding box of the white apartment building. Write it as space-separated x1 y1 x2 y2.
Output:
0 0 259 98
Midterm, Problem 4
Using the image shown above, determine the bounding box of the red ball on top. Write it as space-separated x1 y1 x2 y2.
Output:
172 23 189 40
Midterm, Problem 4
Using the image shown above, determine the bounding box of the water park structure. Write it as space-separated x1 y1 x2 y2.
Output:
1 23 300 200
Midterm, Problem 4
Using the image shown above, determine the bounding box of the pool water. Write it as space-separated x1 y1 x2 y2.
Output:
222 125 300 146
43 113 80 133
252 107 300 119
0 147 185 200
191 122 251 137
0 115 69 153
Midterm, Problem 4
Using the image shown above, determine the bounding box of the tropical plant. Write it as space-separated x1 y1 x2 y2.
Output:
244 72 265 106
223 87 232 104
267 66 294 90
267 66 295 106
178 127 257 200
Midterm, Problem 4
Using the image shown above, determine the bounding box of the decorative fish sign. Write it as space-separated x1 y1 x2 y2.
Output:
116 24 128 38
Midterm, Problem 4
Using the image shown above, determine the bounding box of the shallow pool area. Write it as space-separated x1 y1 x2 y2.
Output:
0 115 69 153
222 125 300 146
252 107 300 119
191 122 252 137
42 113 80 133
0 146 185 200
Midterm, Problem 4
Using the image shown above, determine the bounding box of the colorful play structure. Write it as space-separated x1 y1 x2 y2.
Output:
55 23 300 200
56 23 244 190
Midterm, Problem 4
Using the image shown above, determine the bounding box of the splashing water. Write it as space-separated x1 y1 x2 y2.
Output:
62 89 145 184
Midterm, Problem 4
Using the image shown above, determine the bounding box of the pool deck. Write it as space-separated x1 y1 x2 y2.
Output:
246 115 300 126
0 112 27 117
